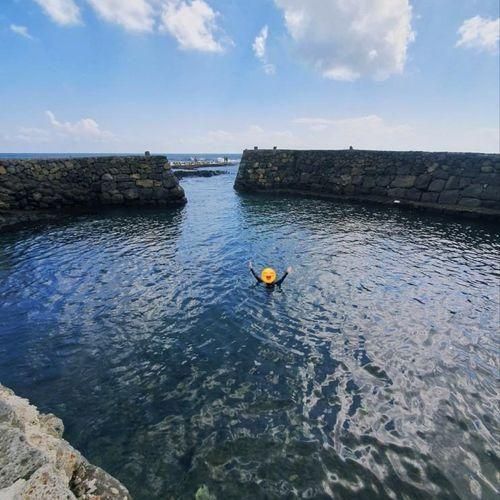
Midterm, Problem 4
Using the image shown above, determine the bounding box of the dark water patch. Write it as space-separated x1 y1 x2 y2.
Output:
0 171 499 499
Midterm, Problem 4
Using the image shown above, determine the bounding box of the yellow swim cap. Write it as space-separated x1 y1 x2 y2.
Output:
261 268 277 284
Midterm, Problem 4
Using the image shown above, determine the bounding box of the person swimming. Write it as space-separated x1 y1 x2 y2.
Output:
248 261 292 287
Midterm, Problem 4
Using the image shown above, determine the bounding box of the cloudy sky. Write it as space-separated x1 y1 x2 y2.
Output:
1 0 499 153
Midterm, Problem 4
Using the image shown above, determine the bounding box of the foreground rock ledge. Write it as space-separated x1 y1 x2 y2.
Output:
0 384 131 500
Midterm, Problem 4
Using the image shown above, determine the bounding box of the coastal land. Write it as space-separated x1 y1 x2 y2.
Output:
0 384 130 499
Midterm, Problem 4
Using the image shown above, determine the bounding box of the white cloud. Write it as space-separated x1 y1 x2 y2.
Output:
2 114 497 153
33 0 81 26
456 16 499 53
274 0 415 81
46 111 115 141
32 0 233 53
200 125 293 151
292 115 414 149
177 116 414 152
190 115 498 153
4 127 51 144
10 24 34 40
253 25 268 59
160 0 229 52
0 112 121 151
263 64 276 75
85 0 155 33
293 117 334 131
253 25 276 75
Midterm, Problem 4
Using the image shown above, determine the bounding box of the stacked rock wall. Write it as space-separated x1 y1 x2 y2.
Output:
235 149 500 218
0 155 186 211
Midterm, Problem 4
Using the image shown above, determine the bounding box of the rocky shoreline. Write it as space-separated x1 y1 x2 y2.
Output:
0 384 131 499
174 169 228 179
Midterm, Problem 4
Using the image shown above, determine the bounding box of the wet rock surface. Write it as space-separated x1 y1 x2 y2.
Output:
0 384 131 499
235 149 500 219
174 169 228 179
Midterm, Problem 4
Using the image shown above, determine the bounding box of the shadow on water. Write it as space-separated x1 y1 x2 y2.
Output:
0 172 499 499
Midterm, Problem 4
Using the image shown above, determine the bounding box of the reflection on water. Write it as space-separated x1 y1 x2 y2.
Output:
0 170 499 499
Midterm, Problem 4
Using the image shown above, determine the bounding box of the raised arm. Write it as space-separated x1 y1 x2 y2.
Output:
276 266 293 286
249 261 263 283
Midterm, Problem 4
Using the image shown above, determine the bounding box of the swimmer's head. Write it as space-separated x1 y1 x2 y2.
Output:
261 267 277 284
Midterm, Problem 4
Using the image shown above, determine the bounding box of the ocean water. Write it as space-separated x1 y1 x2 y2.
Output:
0 153 241 162
0 167 498 499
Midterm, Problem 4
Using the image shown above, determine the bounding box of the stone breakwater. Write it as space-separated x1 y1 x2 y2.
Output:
0 155 186 230
235 149 500 218
0 384 131 499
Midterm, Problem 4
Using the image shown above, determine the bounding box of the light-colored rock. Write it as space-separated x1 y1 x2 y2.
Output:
0 425 48 488
391 175 416 188
135 179 153 188
18 465 76 500
0 478 26 500
71 462 131 500
0 384 131 499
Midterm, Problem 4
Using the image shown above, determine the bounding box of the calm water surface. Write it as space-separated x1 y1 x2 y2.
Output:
0 168 499 499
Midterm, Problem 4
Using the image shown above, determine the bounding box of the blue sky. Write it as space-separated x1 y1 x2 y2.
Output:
0 0 499 153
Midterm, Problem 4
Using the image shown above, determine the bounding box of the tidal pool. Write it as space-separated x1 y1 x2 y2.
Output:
0 168 498 499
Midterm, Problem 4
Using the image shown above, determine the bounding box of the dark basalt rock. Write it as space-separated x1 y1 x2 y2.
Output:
234 149 500 219
174 169 228 179
0 155 187 232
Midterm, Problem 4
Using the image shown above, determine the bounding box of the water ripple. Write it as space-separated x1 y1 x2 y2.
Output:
0 172 499 499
